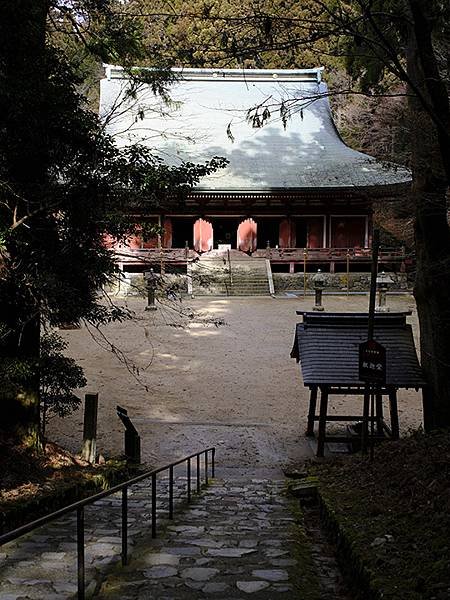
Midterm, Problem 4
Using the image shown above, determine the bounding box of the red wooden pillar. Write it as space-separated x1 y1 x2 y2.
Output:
193 218 213 252
367 213 373 248
237 218 257 252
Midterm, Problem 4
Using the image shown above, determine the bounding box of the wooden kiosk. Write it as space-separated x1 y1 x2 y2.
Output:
291 312 425 457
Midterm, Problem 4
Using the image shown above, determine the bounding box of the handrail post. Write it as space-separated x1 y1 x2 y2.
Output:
196 454 201 493
227 248 233 287
212 448 215 478
77 507 85 600
169 465 174 520
205 451 209 485
187 458 191 503
151 473 157 538
121 487 128 566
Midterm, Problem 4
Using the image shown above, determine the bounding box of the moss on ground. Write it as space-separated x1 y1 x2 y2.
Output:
311 430 450 600
285 484 322 600
0 436 141 535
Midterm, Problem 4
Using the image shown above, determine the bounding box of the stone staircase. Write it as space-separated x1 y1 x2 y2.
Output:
189 254 272 297
0 477 303 599
97 478 301 599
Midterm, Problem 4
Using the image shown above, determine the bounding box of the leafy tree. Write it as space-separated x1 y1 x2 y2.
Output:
39 333 87 442
124 0 337 70
0 0 226 447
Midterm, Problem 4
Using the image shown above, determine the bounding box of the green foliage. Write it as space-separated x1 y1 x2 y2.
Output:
40 332 86 422
125 0 340 71
0 0 227 440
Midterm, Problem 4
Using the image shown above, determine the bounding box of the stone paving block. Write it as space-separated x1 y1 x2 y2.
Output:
251 569 289 582
143 566 178 579
143 552 180 566
237 580 271 593
206 548 258 557
180 567 220 581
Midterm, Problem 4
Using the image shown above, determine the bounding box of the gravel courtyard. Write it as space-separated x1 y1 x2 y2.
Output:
48 294 423 474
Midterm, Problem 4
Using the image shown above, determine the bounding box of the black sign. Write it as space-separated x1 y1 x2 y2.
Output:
359 339 386 383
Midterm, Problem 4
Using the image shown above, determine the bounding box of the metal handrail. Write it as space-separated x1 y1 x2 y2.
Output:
0 447 216 600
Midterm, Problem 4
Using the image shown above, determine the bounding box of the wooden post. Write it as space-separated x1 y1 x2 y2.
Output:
81 393 98 463
388 388 400 440
361 385 371 454
362 229 380 455
117 405 141 463
317 386 329 457
368 229 380 341
306 386 318 437
303 249 307 297
375 392 384 434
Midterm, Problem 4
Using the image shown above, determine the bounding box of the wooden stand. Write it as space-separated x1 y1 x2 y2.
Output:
305 384 399 457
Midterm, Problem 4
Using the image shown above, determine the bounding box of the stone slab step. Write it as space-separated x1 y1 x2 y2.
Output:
96 478 303 599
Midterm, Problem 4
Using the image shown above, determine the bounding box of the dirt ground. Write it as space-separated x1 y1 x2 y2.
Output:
48 294 422 475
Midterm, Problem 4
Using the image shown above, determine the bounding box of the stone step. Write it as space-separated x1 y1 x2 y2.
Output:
0 478 195 600
0 477 313 598
96 478 302 598
191 259 271 296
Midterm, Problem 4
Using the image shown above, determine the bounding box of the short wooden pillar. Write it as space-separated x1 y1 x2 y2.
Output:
306 386 318 437
388 387 400 439
81 393 98 463
316 386 329 457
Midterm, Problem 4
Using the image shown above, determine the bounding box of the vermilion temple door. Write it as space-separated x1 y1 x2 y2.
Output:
193 218 213 252
237 218 257 252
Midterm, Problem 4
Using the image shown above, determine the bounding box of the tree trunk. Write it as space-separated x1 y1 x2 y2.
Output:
0 1 49 447
407 7 450 430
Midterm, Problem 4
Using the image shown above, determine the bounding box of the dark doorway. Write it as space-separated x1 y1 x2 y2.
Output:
213 218 239 248
257 218 280 248
172 217 194 248
295 218 308 247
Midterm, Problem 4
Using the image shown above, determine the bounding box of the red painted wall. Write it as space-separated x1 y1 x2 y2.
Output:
307 217 324 248
279 218 295 247
162 217 173 248
330 217 366 248
142 218 160 248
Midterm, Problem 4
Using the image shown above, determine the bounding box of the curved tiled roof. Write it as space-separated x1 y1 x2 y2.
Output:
291 313 424 388
100 66 411 192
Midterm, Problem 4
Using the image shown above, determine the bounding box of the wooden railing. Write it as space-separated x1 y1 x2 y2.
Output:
114 246 408 266
253 247 407 263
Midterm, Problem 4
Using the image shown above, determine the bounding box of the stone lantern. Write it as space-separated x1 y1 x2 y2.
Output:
376 271 394 312
144 268 159 311
312 268 326 311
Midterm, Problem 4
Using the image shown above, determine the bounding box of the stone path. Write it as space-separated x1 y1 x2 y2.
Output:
0 476 305 599
0 477 190 600
97 478 302 599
